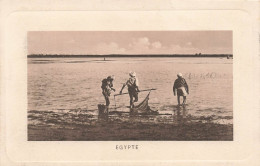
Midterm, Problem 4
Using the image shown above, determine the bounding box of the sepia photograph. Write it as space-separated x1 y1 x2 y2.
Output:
27 31 233 141
1 2 259 164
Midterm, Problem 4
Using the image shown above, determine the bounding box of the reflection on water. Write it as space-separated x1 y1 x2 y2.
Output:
174 105 188 124
28 104 232 130
28 57 233 125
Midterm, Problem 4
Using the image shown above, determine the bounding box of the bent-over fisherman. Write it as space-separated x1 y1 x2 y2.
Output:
120 71 140 108
173 73 189 106
101 75 116 107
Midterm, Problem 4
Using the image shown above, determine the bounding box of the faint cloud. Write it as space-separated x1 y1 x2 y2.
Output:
67 39 75 43
127 37 199 54
169 44 200 54
152 42 162 49
186 42 192 46
130 37 150 50
96 39 202 55
97 42 125 54
129 37 164 54
137 37 150 45
92 37 225 55
170 44 182 50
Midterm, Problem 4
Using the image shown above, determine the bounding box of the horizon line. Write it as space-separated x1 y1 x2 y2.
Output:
28 53 233 56
27 54 233 58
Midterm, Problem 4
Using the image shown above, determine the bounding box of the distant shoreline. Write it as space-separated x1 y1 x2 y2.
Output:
28 54 233 58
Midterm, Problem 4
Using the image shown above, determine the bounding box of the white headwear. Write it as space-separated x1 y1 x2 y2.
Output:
177 73 183 77
129 71 136 77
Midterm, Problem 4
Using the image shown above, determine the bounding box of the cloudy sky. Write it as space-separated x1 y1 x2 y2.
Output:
28 31 232 55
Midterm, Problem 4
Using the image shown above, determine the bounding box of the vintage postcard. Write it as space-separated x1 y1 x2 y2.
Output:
27 31 233 141
1 1 259 165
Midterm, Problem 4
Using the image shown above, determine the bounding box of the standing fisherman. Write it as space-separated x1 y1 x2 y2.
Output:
101 75 116 107
173 73 189 106
120 71 140 108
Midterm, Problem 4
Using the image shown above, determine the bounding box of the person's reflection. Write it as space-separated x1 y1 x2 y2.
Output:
98 104 109 122
129 109 141 123
129 111 136 123
173 105 188 124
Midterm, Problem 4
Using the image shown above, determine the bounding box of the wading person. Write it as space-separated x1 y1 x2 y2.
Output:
120 71 140 108
101 75 116 107
173 73 189 106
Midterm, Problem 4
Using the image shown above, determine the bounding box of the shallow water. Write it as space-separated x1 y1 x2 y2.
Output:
28 57 233 124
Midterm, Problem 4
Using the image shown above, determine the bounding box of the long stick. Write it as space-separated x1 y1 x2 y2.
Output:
114 88 157 96
114 95 117 111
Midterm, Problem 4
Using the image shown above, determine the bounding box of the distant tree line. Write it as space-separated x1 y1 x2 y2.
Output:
28 54 233 58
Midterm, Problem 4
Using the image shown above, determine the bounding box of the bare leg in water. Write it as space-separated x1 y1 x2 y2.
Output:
177 95 187 106
182 96 187 105
103 94 110 113
129 91 138 108
129 93 134 108
177 95 181 106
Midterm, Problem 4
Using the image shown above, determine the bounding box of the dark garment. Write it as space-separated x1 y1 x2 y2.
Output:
125 77 139 88
173 78 189 96
101 79 113 96
128 87 138 106
173 78 187 89
102 91 110 106
101 78 113 106
124 77 139 107
101 78 113 95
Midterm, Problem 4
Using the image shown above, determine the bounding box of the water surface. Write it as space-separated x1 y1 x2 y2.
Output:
28 57 233 124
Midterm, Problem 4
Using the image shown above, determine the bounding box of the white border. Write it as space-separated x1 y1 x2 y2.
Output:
1 4 259 166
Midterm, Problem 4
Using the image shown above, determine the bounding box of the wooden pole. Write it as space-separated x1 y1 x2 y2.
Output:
114 88 157 96
114 95 117 111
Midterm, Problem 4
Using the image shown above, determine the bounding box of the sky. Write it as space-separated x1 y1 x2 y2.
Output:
27 31 232 55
